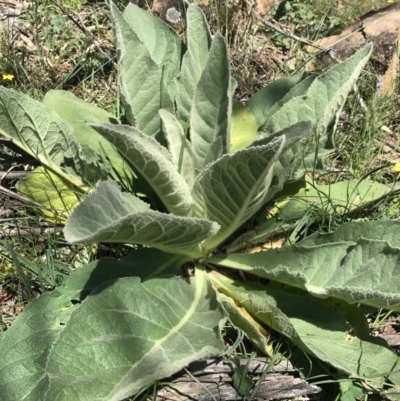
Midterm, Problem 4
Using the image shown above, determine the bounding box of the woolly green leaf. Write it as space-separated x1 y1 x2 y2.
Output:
263 74 318 123
0 255 184 401
211 272 400 386
193 137 285 251
159 109 199 188
176 4 211 124
0 290 77 401
111 3 171 136
229 179 397 250
91 123 194 216
0 263 226 401
217 292 273 356
43 90 134 187
64 181 219 258
16 166 79 223
44 272 226 400
190 33 231 166
299 220 400 247
123 3 181 101
247 75 304 126
210 231 400 310
251 121 314 200
261 44 372 155
0 87 105 189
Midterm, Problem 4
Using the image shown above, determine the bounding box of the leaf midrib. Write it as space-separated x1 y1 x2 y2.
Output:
107 273 205 398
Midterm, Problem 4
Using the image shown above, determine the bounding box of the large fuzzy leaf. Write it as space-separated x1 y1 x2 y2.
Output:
251 121 314 200
44 272 226 401
43 90 134 187
123 3 181 101
64 180 219 258
299 219 400 247
91 123 194 216
193 136 285 251
210 224 400 309
175 4 211 124
0 261 226 401
0 87 103 189
111 3 172 136
0 289 78 401
274 178 397 220
0 257 134 401
261 44 372 152
190 33 231 166
210 272 400 387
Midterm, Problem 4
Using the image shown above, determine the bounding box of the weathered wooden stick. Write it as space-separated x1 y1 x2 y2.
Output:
156 358 321 401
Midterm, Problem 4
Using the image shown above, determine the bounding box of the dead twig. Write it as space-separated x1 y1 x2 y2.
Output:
0 226 63 238
0 171 28 180
49 0 115 69
0 185 68 220
254 13 330 53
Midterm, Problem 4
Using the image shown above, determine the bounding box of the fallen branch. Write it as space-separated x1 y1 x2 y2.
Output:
0 171 28 180
0 226 63 239
155 357 321 401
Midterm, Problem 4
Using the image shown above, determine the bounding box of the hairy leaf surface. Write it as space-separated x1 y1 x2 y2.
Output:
247 75 304 126
159 109 199 188
299 220 400 247
123 3 181 102
217 292 273 356
263 45 372 135
17 166 80 223
0 258 212 401
112 3 171 136
230 100 258 153
211 272 400 385
44 272 226 401
193 137 285 251
43 90 134 187
176 4 211 124
0 290 75 401
211 235 400 309
228 179 397 251
190 33 231 166
0 87 99 188
263 74 318 124
64 181 219 257
91 123 194 216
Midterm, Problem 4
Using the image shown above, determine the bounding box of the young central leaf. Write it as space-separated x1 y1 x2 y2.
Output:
193 136 285 251
190 33 231 166
175 4 212 124
159 109 200 189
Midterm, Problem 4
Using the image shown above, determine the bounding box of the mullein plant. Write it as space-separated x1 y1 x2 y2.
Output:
1 3 400 401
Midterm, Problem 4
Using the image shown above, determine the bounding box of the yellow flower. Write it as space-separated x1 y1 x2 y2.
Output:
2 74 14 81
393 162 400 173
388 0 394 3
